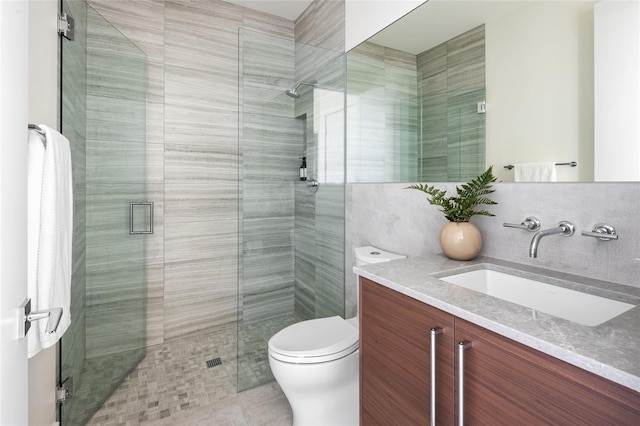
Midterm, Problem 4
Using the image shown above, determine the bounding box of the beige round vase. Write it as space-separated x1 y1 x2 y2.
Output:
439 222 483 261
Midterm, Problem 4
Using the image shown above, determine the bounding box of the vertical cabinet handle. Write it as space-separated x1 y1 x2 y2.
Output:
430 327 443 426
458 341 472 426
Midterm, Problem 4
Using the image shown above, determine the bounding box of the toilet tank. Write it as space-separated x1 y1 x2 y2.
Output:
354 246 406 267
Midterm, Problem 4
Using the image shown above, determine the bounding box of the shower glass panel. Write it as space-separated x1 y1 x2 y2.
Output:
238 29 345 392
59 2 148 424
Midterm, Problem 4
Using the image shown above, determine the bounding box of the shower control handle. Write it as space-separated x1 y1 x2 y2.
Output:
307 178 319 193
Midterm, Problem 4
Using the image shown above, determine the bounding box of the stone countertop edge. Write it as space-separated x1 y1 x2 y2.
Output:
353 254 640 393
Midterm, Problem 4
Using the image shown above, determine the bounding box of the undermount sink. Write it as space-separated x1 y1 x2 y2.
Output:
439 269 635 326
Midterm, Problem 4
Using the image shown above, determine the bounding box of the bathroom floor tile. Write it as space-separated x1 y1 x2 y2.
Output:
85 322 293 425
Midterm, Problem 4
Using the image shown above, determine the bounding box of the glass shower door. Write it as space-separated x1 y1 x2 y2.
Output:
237 28 345 392
59 1 148 424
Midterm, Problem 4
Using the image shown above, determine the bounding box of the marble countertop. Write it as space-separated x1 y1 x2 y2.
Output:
353 255 640 392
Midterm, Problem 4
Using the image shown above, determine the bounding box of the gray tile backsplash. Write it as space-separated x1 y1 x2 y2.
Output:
345 182 640 317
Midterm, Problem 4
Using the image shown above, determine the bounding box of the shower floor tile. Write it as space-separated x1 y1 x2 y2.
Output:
86 321 293 425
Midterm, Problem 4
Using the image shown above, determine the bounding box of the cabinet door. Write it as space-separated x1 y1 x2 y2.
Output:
360 278 455 425
455 318 640 425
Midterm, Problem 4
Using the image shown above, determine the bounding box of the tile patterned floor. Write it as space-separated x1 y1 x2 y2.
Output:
84 321 293 425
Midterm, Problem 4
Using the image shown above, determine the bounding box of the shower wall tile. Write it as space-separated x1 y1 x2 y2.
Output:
145 183 165 265
417 43 447 79
164 257 237 339
85 184 146 272
294 3 315 46
242 7 294 39
164 182 237 222
242 113 304 181
164 219 237 264
86 96 147 143
146 141 165 185
314 0 345 52
86 139 147 185
314 184 345 317
147 101 165 149
145 262 164 347
165 0 241 74
418 25 485 181
88 0 165 103
241 29 295 116
165 142 237 183
241 181 295 322
163 104 237 148
294 0 345 52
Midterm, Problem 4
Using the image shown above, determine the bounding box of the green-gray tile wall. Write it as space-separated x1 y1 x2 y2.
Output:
293 1 346 320
86 0 347 348
418 24 486 181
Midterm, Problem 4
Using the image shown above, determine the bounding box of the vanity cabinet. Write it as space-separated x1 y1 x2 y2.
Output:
360 277 640 425
360 277 455 425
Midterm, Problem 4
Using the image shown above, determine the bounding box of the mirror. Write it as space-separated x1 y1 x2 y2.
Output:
346 0 639 183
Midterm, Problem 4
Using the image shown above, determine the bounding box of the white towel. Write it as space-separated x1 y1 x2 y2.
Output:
514 162 557 182
27 124 73 358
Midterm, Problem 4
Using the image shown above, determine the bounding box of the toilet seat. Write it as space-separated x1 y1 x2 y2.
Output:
268 316 359 364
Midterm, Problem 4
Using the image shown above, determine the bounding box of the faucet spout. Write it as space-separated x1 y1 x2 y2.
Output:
529 221 575 258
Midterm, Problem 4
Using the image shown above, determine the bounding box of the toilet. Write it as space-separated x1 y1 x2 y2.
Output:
268 246 406 426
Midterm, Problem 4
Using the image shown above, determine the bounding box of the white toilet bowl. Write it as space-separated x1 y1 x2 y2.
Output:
268 246 405 426
268 316 359 426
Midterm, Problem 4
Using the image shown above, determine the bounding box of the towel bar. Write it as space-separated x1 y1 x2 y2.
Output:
28 124 46 136
504 161 577 170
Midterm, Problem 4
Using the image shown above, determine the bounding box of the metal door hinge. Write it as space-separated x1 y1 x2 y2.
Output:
58 13 75 41
56 377 73 405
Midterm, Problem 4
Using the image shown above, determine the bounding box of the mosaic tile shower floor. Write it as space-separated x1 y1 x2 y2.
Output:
85 318 297 425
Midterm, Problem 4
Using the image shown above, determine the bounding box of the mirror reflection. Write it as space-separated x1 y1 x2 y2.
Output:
347 0 638 183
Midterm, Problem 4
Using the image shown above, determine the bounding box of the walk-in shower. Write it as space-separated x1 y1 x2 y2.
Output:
285 80 318 98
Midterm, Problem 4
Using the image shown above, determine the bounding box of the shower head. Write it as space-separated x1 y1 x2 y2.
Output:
285 80 318 98
285 88 300 98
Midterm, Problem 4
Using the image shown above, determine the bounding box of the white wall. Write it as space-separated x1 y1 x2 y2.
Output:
345 0 425 51
485 1 594 182
594 0 640 181
0 1 29 425
28 1 59 425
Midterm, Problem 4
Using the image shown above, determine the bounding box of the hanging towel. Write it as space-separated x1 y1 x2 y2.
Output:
514 162 557 182
27 124 73 358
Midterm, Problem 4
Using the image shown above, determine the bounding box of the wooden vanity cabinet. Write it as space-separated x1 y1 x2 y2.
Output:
456 318 640 425
360 278 640 425
360 278 455 425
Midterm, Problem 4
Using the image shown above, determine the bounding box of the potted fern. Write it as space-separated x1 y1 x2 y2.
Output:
407 166 497 260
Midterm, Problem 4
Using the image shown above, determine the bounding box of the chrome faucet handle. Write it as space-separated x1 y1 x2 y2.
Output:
557 221 575 236
581 223 618 241
503 216 541 232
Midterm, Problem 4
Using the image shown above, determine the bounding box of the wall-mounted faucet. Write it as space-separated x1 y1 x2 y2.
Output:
529 221 575 258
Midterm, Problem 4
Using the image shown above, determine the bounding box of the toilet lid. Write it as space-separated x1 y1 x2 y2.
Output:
268 316 359 364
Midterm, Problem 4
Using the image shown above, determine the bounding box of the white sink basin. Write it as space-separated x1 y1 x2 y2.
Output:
439 269 635 326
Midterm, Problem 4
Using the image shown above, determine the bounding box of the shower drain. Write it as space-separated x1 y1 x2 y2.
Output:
206 357 222 368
